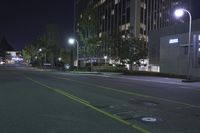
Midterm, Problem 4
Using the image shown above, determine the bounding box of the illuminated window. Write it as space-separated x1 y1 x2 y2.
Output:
115 0 120 4
100 0 106 4
111 9 114 15
102 15 105 19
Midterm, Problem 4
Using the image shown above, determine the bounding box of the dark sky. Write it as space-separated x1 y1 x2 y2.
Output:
0 0 74 50
191 0 200 19
0 0 200 50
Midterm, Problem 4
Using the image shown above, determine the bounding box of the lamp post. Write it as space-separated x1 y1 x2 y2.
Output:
174 8 192 80
104 56 107 66
68 38 79 71
58 57 62 61
38 48 43 67
38 48 47 64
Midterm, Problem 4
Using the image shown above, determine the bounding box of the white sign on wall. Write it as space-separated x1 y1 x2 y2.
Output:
169 38 179 44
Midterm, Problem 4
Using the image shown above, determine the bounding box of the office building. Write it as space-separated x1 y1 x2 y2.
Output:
75 0 191 62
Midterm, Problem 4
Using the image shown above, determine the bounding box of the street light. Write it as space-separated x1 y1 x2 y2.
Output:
68 38 79 71
174 8 192 81
58 57 62 61
104 56 107 66
38 48 47 64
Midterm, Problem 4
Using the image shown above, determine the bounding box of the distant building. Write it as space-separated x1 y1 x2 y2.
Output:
75 0 191 59
148 19 200 78
0 37 15 57
0 37 23 64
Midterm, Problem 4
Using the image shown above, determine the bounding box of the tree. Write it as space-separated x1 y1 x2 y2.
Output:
0 37 14 57
118 37 147 71
39 24 60 67
22 45 32 63
22 24 61 68
78 1 99 68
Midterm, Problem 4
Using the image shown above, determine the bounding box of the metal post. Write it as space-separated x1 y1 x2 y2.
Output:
75 40 79 71
183 9 192 80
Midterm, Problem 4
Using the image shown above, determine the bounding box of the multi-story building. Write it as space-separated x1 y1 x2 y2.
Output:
75 0 191 63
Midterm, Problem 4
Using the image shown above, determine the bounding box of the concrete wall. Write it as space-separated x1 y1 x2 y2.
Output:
148 19 200 77
159 31 200 77
148 19 200 65
160 33 189 75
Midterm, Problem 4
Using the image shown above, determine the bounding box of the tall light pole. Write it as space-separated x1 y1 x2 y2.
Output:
104 56 107 66
38 48 43 67
39 48 47 64
174 8 192 80
68 38 79 71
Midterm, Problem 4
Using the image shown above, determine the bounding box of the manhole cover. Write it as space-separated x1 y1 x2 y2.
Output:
135 116 163 123
141 117 157 122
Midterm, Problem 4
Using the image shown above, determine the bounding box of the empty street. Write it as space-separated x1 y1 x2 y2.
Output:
0 65 200 133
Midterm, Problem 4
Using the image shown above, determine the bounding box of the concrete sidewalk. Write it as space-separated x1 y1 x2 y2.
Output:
25 67 200 87
118 75 200 88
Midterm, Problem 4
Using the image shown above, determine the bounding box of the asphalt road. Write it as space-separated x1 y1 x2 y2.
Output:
0 64 200 133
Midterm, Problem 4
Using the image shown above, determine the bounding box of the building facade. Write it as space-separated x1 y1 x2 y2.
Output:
149 19 200 78
75 0 191 63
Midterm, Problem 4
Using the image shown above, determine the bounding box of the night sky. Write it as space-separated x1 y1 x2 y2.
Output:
0 0 74 50
0 0 200 50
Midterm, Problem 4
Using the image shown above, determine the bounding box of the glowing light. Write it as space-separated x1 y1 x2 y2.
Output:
174 9 184 18
68 38 75 44
169 38 179 44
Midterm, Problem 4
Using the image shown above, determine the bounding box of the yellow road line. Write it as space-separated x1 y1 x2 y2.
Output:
26 76 152 133
55 77 200 109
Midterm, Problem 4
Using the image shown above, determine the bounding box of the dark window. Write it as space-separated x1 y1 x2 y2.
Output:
198 57 200 65
140 7 144 22
126 8 130 22
184 46 188 55
122 15 125 24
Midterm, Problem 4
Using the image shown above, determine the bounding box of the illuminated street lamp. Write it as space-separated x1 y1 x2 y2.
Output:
38 48 47 64
174 8 192 80
68 38 79 71
104 56 107 66
58 57 62 61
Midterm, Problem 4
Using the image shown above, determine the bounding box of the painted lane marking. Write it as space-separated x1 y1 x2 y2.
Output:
26 76 152 133
55 77 200 109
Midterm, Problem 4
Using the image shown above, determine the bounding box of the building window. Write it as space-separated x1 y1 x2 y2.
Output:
102 15 106 19
198 57 200 65
111 9 114 15
115 0 120 5
184 46 188 55
100 0 106 4
126 8 130 22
